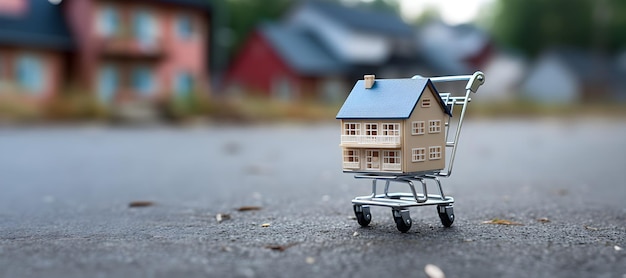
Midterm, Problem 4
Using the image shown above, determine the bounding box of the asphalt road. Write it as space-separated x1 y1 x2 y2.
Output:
0 118 625 278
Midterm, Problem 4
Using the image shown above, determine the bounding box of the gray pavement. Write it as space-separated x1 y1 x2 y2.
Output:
0 118 625 278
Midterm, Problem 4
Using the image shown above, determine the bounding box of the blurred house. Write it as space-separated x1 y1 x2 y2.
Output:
415 21 497 97
476 50 527 102
0 0 73 100
416 21 494 77
223 0 418 103
521 48 619 103
0 0 212 104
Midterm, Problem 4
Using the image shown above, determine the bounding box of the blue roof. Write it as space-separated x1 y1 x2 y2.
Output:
0 0 73 50
304 0 414 36
260 23 346 75
336 78 451 119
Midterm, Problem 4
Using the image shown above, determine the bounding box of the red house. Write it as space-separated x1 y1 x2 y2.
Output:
223 0 417 103
0 0 212 104
224 23 347 102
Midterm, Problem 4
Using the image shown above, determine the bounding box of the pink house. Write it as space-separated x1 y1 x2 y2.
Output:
0 0 212 104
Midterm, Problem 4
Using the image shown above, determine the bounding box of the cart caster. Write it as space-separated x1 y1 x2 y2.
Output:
392 209 412 233
353 205 371 227
437 205 454 227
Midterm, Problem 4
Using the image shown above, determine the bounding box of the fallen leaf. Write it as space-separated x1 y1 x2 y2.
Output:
237 206 262 212
482 218 523 226
615 245 622 251
584 225 598 231
216 213 231 223
129 201 154 208
424 264 445 278
261 223 270 227
265 243 297 252
537 217 550 223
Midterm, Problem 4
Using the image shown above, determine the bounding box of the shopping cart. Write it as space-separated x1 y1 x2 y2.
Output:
350 71 485 232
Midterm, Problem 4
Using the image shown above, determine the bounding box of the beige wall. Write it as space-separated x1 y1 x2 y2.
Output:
402 86 446 173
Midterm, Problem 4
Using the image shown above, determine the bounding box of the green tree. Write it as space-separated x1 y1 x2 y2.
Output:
491 0 626 57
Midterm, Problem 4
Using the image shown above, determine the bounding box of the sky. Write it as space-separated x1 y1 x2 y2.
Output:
398 0 495 25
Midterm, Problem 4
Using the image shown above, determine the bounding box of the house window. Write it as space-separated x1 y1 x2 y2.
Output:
365 123 378 136
272 76 297 101
412 121 425 135
175 14 194 40
412 148 425 162
383 150 401 170
429 120 441 133
97 6 120 37
422 98 431 107
429 146 442 160
131 66 157 97
344 123 360 135
133 10 158 47
382 123 400 136
365 150 380 170
343 149 360 168
97 64 119 103
174 71 194 96
16 55 44 94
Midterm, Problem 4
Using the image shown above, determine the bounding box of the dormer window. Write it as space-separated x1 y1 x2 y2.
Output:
421 98 431 107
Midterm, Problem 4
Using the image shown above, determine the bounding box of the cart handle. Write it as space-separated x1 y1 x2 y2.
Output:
412 71 485 93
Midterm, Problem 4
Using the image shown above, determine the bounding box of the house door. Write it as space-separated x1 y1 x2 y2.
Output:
365 150 380 170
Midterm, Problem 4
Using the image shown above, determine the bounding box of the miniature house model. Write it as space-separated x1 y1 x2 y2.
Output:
336 75 452 174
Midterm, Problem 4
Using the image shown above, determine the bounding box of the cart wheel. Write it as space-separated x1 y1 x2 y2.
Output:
353 205 371 227
437 205 454 227
392 209 411 233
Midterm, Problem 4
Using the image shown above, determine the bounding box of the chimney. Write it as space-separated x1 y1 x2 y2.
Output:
364 75 375 89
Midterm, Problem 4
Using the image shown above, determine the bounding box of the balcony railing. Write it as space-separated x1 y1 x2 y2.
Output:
342 162 360 169
98 37 166 59
382 163 401 171
341 135 400 146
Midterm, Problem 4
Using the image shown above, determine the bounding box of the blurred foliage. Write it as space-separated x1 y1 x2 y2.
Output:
160 91 217 121
0 91 42 122
492 0 626 57
44 89 108 121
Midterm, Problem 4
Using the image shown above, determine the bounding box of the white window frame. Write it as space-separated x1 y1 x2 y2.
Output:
421 98 431 107
429 146 442 160
382 150 401 170
412 121 425 135
411 148 425 162
343 122 361 136
365 123 378 136
342 149 360 168
429 120 441 133
382 123 400 136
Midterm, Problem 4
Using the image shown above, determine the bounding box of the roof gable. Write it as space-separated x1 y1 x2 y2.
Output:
259 23 346 75
336 78 451 119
